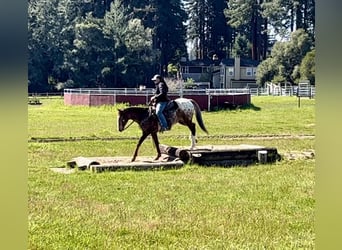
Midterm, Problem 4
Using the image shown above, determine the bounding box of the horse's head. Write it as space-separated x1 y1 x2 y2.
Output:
117 109 128 132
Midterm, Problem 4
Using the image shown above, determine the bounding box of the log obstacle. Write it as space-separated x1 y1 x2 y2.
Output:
159 144 280 166
66 156 184 173
64 144 280 173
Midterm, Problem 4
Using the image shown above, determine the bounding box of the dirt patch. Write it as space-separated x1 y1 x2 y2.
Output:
50 168 76 174
282 150 315 160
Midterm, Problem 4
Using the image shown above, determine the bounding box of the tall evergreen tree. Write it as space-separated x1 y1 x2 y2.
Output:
104 0 155 87
185 0 207 59
29 1 97 90
225 0 267 61
112 0 188 77
134 0 188 76
28 0 81 92
185 0 233 60
65 14 113 88
261 0 315 40
207 0 234 58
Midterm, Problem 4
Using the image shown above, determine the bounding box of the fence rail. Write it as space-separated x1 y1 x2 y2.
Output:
28 92 64 98
63 88 251 96
29 86 316 98
248 86 315 98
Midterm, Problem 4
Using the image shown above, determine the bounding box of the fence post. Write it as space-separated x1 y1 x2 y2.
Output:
257 150 268 164
309 87 312 99
207 91 211 111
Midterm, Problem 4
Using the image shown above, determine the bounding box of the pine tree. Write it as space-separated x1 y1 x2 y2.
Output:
104 0 155 87
184 0 234 60
225 0 267 61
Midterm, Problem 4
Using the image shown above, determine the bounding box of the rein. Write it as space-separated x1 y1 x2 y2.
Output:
123 120 135 130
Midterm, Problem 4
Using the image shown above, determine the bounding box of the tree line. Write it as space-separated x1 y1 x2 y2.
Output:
28 0 315 93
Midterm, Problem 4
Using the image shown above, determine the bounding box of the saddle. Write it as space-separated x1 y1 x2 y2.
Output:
149 100 178 128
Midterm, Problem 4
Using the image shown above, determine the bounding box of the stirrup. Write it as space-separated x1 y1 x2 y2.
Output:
159 126 169 132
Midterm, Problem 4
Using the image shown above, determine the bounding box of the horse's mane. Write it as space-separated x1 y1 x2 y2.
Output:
127 106 148 109
122 106 150 120
124 106 149 112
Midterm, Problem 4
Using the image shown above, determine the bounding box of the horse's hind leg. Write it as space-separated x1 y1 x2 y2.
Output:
188 122 196 149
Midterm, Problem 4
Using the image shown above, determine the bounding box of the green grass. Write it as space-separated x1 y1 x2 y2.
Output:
28 96 314 139
28 96 315 249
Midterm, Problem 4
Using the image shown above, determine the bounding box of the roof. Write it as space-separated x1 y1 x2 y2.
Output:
179 58 214 66
180 57 260 67
221 58 260 67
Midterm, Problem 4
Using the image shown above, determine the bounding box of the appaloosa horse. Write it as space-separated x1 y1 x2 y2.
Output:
117 98 208 161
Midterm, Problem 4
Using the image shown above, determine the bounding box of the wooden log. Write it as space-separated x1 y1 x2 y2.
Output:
159 144 280 166
66 155 184 173
191 147 279 165
66 156 100 170
159 144 192 162
90 160 184 173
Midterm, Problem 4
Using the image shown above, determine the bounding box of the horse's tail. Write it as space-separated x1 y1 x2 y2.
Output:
190 99 209 134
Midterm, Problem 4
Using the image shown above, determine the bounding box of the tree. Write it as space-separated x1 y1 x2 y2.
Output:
185 0 206 59
256 56 277 85
298 49 315 84
185 0 233 60
28 0 315 92
104 0 155 87
261 0 315 40
28 0 63 92
119 18 155 86
64 14 113 88
225 0 268 61
256 29 313 85
28 0 89 91
225 0 315 62
231 33 251 58
142 0 188 76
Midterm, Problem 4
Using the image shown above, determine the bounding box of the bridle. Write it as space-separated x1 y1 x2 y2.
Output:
123 119 135 131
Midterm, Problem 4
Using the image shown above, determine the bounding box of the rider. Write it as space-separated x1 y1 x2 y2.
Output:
150 74 170 132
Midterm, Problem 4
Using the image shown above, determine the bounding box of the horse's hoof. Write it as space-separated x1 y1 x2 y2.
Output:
131 158 136 162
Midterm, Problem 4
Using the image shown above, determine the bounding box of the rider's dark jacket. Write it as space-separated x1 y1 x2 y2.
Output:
154 82 169 103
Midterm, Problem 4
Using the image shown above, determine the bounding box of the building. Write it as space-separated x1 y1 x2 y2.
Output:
179 56 260 89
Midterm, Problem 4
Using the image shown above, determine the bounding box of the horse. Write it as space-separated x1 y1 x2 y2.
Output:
117 97 209 162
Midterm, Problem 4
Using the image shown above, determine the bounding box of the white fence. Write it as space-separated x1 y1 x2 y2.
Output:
63 88 251 96
248 86 315 98
62 86 315 98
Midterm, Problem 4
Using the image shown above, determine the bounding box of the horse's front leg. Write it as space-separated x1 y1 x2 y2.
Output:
151 132 161 160
131 132 149 162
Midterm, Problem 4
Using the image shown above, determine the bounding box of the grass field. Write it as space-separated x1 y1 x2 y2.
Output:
28 96 315 249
